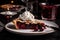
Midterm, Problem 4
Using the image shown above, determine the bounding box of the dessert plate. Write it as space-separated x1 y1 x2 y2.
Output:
5 20 59 35
0 11 17 15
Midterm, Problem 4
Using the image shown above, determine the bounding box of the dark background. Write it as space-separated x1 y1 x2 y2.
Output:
0 0 60 24
0 0 60 4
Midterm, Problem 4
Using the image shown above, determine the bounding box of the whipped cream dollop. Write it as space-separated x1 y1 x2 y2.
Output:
19 11 35 21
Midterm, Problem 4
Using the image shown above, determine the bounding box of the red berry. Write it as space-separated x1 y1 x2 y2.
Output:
40 23 45 26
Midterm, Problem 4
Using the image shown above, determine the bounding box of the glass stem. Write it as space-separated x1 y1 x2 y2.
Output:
25 0 28 11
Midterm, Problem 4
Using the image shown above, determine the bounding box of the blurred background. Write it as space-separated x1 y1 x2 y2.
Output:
0 0 60 24
0 0 60 5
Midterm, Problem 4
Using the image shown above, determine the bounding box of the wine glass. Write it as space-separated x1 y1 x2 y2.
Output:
21 0 33 12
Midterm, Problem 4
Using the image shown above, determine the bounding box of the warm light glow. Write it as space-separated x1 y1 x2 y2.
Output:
1 4 13 10
7 8 9 10
11 0 14 3
41 3 46 5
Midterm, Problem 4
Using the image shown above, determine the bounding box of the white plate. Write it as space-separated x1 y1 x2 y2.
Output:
0 11 17 15
5 20 59 35
42 20 59 28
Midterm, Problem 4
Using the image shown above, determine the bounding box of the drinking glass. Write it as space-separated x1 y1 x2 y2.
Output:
40 3 58 21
